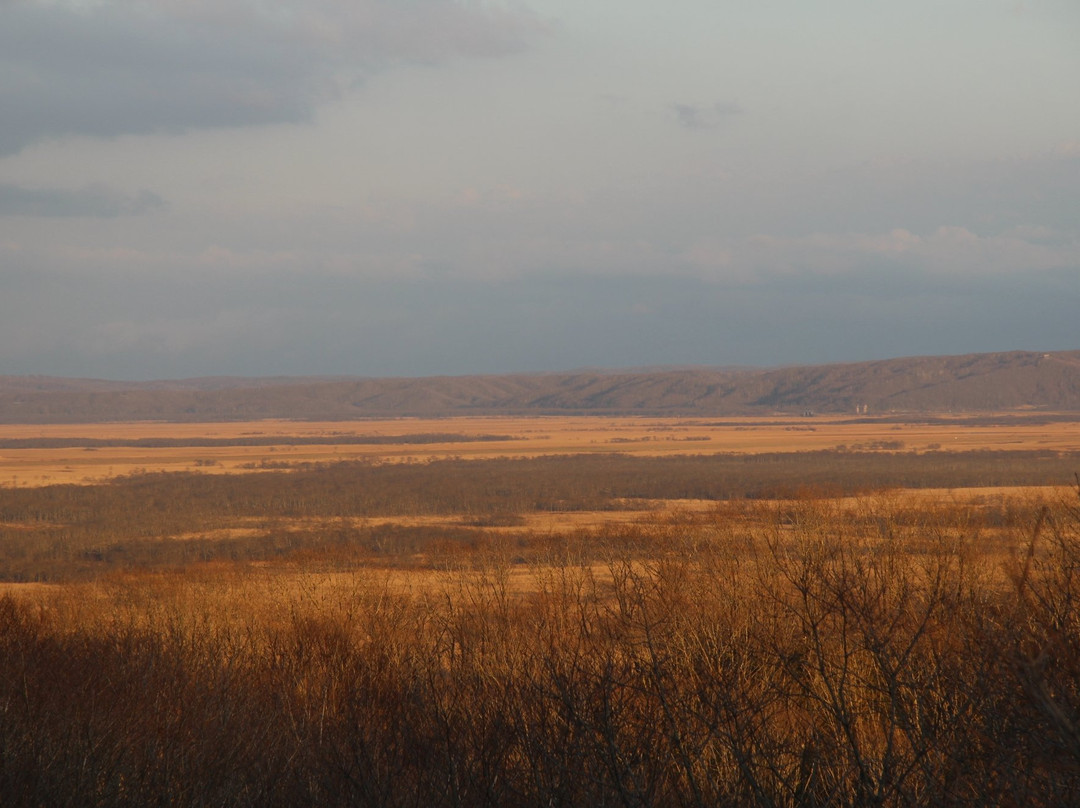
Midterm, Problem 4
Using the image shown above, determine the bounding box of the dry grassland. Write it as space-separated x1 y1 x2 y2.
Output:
2 413 1080 486
2 412 1079 805
2 416 1079 805
149 486 1069 542
1 485 1063 607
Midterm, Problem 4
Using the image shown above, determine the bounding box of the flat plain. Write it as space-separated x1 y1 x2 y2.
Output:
2 409 1079 805
2 412 1079 486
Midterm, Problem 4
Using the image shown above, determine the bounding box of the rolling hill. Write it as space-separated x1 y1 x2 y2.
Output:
1 350 1078 423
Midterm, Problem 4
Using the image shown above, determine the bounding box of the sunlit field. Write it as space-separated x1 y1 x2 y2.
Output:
1 415 1079 805
2 412 1080 486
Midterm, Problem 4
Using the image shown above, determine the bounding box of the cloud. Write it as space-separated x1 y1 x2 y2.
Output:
81 307 294 359
2 257 1076 379
0 0 551 155
671 101 743 130
681 225 1080 284
0 182 165 217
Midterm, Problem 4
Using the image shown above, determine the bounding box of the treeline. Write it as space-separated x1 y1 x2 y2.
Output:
1 496 1078 806
5 450 1078 519
1 450 1077 581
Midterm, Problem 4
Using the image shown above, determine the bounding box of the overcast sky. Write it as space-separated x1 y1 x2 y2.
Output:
1 0 1078 380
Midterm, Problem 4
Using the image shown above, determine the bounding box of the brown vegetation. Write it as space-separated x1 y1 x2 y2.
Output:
1 484 1079 805
0 450 1078 582
4 413 1080 486
1 434 1079 805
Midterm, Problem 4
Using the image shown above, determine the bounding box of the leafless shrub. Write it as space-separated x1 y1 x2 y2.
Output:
1 474 1079 805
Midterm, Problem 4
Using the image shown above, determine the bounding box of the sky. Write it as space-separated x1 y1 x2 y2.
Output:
1 0 1078 380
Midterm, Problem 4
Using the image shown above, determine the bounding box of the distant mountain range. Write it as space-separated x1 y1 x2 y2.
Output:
2 350 1079 423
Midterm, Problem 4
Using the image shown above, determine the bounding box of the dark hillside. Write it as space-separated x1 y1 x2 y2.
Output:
1 350 1078 422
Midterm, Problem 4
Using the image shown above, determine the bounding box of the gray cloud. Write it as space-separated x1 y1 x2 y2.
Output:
2 254 1075 380
671 101 743 130
0 0 551 156
0 183 165 217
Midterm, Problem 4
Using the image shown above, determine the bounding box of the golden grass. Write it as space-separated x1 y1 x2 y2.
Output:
3 413 1080 486
101 487 1067 548
2 485 1058 607
3 479 1077 804
5 403 1079 805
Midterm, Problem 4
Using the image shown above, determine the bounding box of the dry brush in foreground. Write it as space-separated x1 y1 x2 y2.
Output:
1 489 1079 806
